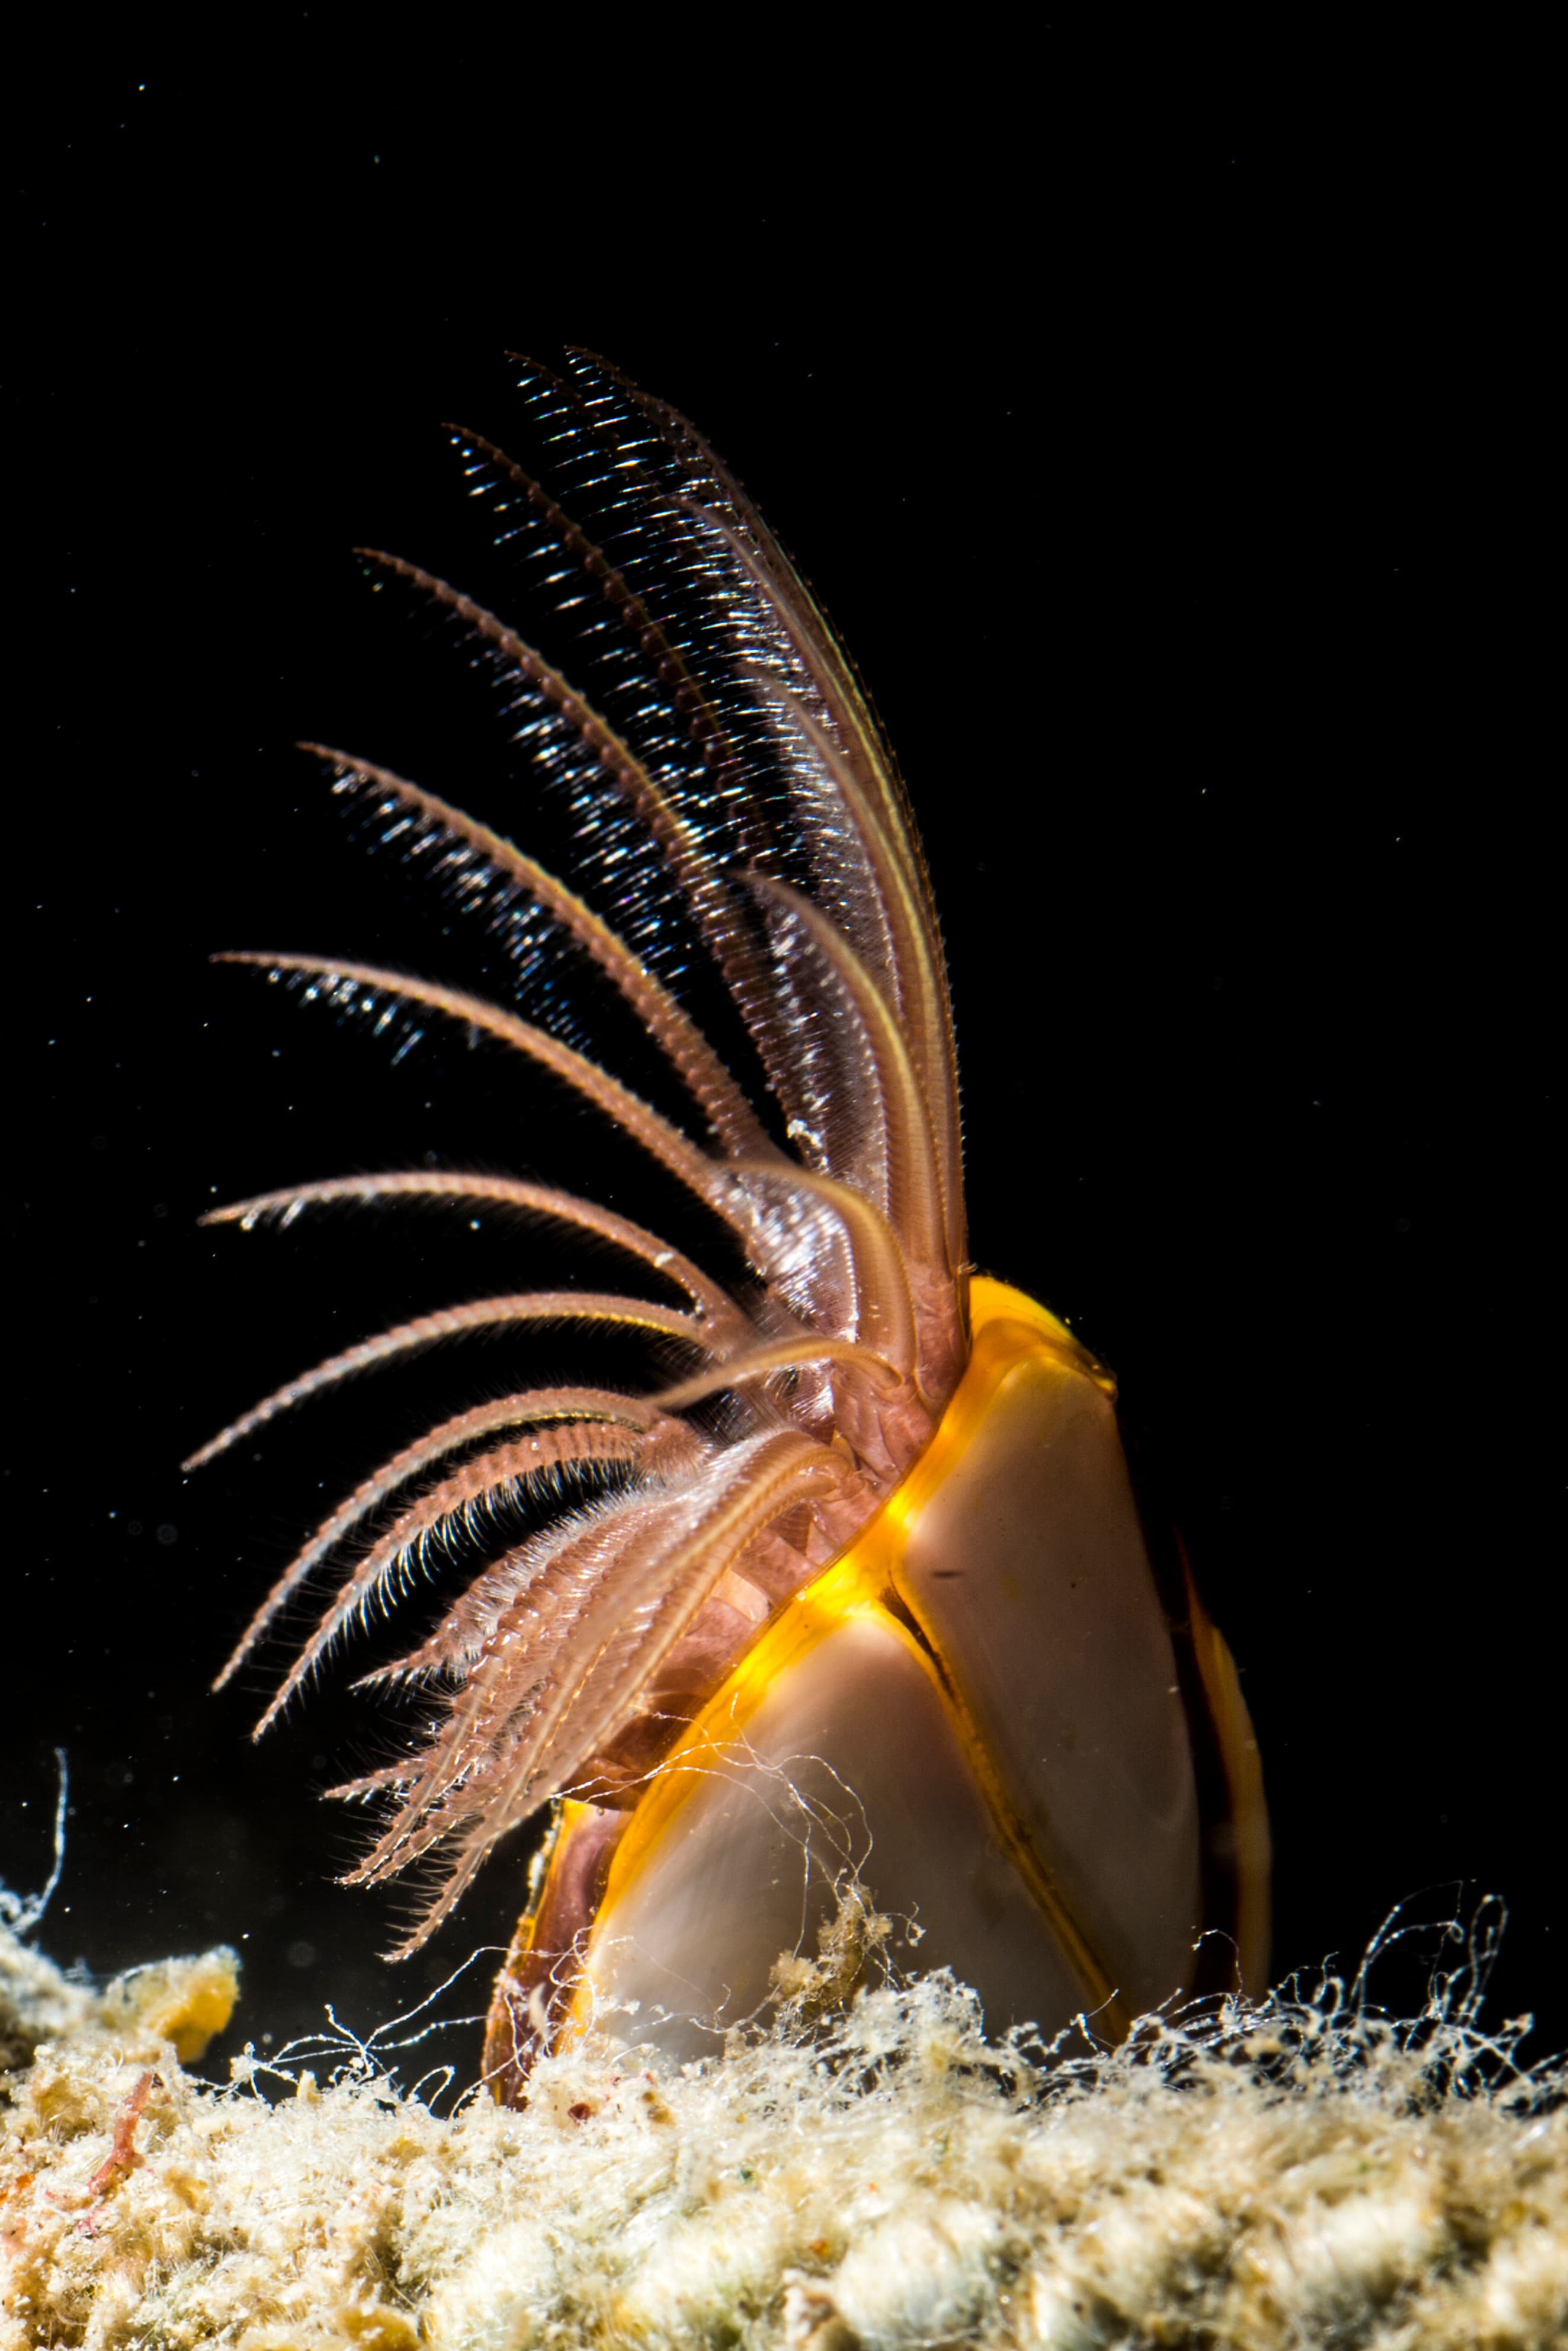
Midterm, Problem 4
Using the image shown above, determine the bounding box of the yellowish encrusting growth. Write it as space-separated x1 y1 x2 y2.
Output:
2 1918 1565 2347
90 1951 241 2069
0 1932 237 2078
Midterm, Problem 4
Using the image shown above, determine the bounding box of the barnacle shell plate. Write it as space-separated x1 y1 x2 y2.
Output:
487 1279 1268 2074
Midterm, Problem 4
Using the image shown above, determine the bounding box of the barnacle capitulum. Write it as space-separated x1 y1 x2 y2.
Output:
190 354 1268 2101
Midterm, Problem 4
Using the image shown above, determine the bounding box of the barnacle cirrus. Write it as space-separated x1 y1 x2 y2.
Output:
190 354 1268 2097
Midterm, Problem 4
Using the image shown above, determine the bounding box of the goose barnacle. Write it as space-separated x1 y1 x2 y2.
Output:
188 354 1269 2103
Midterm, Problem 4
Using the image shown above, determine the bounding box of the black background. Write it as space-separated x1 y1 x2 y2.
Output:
7 32 1557 2083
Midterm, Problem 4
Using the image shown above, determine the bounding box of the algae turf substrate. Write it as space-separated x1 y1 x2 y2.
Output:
2 1911 1566 2350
